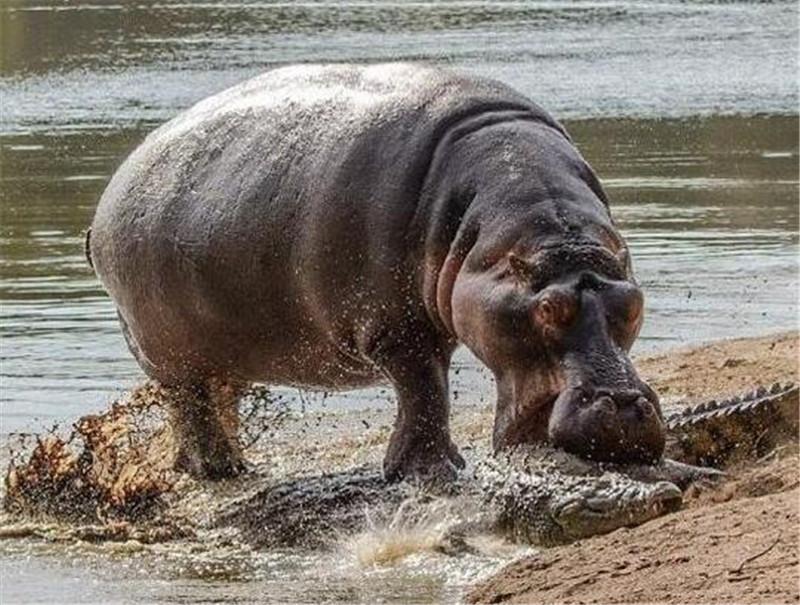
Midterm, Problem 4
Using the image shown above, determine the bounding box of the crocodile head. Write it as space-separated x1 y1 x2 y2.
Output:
479 445 683 546
538 476 682 545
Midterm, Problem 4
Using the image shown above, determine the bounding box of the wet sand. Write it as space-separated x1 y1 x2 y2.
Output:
468 331 800 605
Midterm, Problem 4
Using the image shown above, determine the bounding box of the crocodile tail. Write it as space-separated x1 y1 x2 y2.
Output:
84 227 94 270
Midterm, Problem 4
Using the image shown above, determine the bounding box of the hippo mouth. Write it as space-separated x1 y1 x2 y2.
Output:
493 379 666 466
547 385 666 464
492 384 562 451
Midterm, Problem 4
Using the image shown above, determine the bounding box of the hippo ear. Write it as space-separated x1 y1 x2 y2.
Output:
508 253 533 280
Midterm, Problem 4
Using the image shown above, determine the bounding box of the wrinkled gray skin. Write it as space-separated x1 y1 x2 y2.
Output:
89 63 664 481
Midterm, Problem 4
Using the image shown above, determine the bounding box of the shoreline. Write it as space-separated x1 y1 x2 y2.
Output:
0 330 798 605
467 330 799 605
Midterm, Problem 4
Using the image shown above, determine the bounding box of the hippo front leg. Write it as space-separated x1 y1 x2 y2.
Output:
164 380 246 480
377 346 465 483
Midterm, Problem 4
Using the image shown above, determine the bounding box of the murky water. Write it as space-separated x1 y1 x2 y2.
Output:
1 533 523 604
0 0 798 603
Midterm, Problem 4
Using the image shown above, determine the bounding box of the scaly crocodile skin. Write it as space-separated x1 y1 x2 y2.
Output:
664 382 798 466
217 383 796 548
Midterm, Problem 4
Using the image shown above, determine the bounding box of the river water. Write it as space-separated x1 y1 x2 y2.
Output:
0 1 798 603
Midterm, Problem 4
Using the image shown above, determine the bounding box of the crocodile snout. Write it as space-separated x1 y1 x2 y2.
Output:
552 477 682 542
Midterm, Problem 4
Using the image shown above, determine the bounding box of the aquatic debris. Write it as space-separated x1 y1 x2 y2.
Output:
3 382 176 524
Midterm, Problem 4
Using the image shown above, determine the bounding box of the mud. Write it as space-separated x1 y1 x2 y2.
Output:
4 383 175 525
2 383 290 545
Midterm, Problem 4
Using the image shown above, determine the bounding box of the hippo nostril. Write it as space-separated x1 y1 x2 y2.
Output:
593 396 617 416
617 396 654 423
613 390 642 406
637 397 655 418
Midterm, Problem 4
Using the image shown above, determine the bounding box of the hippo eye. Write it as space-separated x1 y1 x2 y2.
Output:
532 289 578 333
606 286 643 347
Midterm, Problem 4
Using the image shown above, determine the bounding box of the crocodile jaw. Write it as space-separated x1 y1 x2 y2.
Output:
478 446 683 546
547 477 682 544
487 471 682 547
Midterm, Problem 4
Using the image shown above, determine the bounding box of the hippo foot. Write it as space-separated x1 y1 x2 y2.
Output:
164 381 246 481
383 431 465 486
174 445 246 481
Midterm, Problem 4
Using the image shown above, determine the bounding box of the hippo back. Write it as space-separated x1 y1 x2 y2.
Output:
89 63 563 385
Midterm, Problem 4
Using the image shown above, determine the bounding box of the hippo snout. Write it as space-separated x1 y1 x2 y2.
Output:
548 386 666 464
592 390 657 422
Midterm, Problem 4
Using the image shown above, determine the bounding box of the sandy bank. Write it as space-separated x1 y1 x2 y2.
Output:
468 330 799 605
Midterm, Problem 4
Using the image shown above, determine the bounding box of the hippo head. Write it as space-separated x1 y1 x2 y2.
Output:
450 240 665 464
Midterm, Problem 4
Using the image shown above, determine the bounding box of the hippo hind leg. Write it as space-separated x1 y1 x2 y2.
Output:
164 379 246 480
116 311 246 479
375 336 464 484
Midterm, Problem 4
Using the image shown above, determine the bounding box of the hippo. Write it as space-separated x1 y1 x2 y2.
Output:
87 63 665 481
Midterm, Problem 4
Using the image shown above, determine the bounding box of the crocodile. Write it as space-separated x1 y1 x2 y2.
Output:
664 381 798 466
215 450 693 550
217 382 797 549
4 382 797 550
